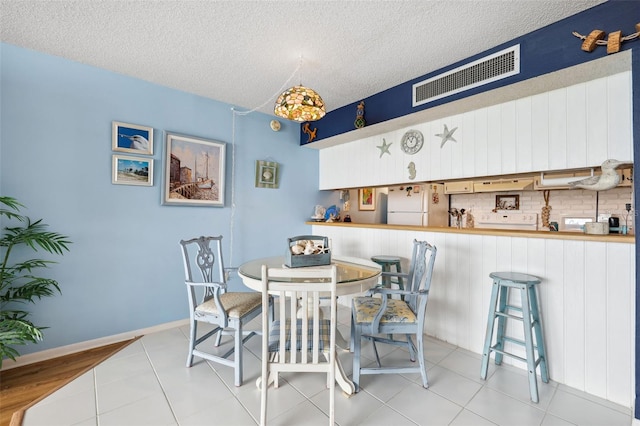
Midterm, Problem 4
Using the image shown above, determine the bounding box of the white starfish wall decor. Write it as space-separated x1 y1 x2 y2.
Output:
436 124 457 148
377 138 392 158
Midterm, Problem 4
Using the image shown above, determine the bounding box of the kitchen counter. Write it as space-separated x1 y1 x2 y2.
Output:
309 219 634 409
306 221 635 243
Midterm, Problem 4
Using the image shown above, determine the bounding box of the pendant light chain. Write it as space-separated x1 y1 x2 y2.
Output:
227 59 303 267
233 60 302 117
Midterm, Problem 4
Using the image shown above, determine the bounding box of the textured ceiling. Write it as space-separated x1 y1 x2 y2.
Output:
0 0 606 116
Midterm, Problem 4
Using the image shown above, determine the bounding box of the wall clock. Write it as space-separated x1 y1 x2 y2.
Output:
400 130 424 154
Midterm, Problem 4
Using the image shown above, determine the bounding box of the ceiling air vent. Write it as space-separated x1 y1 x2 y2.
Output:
412 45 520 107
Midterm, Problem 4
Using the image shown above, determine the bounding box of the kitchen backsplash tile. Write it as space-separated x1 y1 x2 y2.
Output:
450 187 634 231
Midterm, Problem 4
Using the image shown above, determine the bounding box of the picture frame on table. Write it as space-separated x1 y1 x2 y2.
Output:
162 132 226 207
112 121 153 155
112 154 153 186
358 187 376 211
495 194 520 210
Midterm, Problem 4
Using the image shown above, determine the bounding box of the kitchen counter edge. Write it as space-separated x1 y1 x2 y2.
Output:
306 221 635 243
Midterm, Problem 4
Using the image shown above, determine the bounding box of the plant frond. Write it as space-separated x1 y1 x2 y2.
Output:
1 277 61 302
0 196 26 222
4 219 71 255
0 319 43 365
6 259 56 273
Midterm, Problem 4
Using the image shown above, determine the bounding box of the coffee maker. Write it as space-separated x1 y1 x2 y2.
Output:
608 216 620 233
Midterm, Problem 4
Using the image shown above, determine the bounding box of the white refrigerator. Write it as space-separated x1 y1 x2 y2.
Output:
387 184 448 226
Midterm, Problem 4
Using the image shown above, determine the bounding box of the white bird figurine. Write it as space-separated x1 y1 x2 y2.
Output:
567 159 632 191
121 134 149 151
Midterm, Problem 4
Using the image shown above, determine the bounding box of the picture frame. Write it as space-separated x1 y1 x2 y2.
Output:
495 194 520 210
112 121 153 155
255 160 279 189
112 155 153 186
162 132 226 207
358 187 376 211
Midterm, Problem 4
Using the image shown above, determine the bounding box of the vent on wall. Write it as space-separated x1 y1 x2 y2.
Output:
412 44 520 107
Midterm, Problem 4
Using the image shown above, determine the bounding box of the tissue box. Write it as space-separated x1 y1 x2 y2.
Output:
285 235 331 268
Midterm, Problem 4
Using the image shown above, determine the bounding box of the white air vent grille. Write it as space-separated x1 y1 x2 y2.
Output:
413 45 520 107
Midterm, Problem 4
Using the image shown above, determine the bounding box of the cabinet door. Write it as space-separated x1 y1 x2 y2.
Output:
444 181 474 194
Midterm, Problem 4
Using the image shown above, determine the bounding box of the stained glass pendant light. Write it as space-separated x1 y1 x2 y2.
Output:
274 85 325 122
274 56 325 122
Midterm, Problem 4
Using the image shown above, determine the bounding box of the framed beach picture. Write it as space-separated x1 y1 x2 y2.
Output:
112 121 154 155
162 132 226 207
112 155 153 186
358 187 376 211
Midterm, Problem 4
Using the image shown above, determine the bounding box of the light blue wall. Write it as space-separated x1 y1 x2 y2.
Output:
0 43 329 354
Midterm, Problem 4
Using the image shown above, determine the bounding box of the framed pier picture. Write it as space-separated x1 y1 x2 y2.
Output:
162 132 226 207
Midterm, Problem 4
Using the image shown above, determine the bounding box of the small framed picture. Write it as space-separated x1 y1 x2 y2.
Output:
162 132 226 207
255 160 279 188
112 155 153 186
496 194 520 210
112 121 153 155
358 188 376 211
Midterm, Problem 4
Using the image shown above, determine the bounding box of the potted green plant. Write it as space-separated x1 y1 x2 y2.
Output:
0 196 71 367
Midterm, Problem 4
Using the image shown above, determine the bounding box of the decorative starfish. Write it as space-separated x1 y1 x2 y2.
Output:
436 124 458 148
377 138 392 158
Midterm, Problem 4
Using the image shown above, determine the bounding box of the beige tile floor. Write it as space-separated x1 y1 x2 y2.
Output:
23 305 632 425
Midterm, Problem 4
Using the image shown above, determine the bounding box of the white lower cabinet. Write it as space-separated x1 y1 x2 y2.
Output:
314 225 635 409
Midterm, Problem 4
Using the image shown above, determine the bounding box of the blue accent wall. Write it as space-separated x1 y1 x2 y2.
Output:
305 1 639 144
0 42 329 354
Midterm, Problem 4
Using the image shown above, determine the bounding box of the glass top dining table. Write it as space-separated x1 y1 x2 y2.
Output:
237 255 382 296
237 255 381 395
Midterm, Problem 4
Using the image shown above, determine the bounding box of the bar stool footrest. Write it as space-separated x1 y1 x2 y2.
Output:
489 345 544 367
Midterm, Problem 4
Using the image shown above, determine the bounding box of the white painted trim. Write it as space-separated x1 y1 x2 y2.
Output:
1 318 189 371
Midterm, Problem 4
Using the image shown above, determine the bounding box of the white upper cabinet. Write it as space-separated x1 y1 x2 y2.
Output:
318 71 632 190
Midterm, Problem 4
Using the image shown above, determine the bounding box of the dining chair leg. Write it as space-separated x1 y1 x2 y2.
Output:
352 323 362 392
186 321 197 367
416 330 428 388
260 358 268 426
349 314 355 353
406 334 416 362
234 323 243 387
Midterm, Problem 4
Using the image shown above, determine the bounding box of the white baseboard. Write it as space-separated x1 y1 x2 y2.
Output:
1 318 189 371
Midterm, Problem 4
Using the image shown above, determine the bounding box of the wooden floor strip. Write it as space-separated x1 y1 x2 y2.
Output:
0 338 138 426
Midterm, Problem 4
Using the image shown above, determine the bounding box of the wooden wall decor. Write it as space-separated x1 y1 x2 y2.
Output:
573 23 640 54
302 122 317 142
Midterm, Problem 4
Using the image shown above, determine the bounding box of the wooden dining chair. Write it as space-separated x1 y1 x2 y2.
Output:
179 235 263 387
260 264 337 426
351 239 437 391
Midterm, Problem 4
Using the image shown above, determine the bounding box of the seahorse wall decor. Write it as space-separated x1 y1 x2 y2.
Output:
573 23 639 54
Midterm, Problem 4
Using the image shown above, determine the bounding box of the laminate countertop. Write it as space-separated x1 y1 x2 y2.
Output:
306 221 635 244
